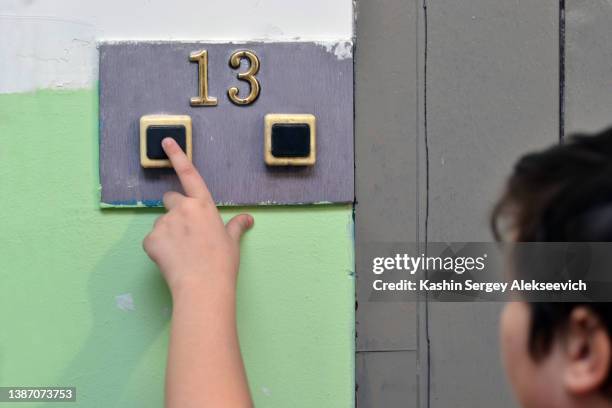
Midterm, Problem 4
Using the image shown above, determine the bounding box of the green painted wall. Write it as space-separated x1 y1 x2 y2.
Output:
0 90 354 407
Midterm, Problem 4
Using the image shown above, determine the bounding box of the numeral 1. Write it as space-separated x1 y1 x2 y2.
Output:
189 50 218 106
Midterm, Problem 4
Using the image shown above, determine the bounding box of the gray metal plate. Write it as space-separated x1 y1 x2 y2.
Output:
99 42 353 206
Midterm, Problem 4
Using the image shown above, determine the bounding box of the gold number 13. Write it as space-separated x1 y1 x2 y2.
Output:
190 49 261 107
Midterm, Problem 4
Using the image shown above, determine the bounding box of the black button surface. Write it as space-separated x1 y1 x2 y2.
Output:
146 125 187 160
271 123 311 158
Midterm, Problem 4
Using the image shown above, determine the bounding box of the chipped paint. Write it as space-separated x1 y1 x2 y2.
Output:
101 200 339 209
0 0 351 93
115 293 135 311
99 38 353 46
316 40 354 60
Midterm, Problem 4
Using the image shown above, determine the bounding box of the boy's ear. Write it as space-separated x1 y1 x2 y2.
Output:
563 306 611 395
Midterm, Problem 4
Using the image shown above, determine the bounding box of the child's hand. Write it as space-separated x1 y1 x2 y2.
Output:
143 138 254 407
143 138 253 297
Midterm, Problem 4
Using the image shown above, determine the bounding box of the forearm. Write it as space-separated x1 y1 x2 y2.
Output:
165 280 252 408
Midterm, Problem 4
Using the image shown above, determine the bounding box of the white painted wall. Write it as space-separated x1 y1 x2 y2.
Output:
0 0 353 93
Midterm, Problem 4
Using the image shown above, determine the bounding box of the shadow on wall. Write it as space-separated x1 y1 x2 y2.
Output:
48 212 171 408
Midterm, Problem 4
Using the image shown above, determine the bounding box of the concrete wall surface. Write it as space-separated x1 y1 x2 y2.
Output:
0 1 355 407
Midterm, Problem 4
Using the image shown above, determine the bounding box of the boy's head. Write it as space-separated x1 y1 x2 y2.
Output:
492 127 612 408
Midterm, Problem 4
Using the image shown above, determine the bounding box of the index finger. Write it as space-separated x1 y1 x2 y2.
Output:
162 138 213 201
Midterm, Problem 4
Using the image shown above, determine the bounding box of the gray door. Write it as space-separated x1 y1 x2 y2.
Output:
355 0 567 406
